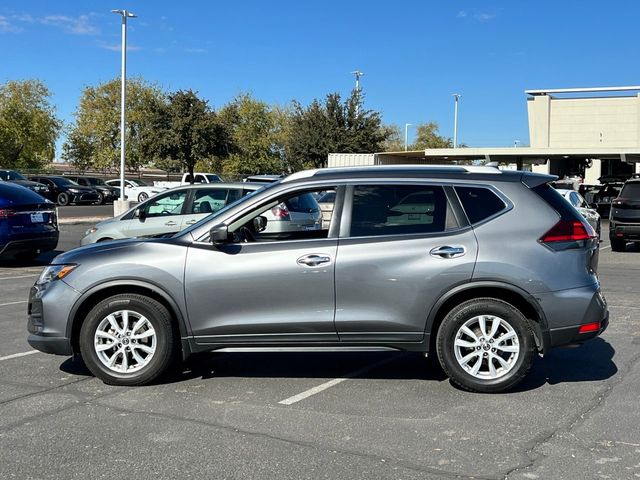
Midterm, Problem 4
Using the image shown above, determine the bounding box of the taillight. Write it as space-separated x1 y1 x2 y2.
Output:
540 219 595 244
0 209 17 219
271 203 290 220
578 322 600 333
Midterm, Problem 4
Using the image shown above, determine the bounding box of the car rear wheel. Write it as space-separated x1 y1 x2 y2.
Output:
79 294 178 386
57 192 69 206
436 298 535 393
610 238 626 252
138 192 148 202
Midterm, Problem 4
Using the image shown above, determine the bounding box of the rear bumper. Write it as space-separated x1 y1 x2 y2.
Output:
548 310 609 347
0 234 59 256
609 221 640 241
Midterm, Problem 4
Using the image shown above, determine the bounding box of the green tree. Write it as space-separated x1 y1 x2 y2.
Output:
151 89 231 182
287 90 389 169
381 124 404 152
0 79 61 169
218 94 290 176
412 122 453 149
63 78 165 173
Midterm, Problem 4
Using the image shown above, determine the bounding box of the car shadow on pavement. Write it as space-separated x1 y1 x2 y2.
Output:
511 337 617 392
167 351 449 385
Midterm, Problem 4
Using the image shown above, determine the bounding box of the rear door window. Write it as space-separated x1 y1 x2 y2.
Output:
191 189 240 214
350 184 453 237
455 186 507 224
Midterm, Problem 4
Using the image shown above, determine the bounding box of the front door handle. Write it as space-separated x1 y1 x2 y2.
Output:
430 246 466 259
297 254 332 268
165 220 177 226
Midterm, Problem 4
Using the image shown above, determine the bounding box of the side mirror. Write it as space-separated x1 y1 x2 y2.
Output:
253 215 267 233
210 224 229 245
137 207 147 221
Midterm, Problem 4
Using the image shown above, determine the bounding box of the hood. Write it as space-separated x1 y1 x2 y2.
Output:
52 238 145 264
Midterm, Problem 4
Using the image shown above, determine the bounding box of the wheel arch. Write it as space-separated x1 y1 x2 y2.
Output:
426 282 549 354
67 280 191 359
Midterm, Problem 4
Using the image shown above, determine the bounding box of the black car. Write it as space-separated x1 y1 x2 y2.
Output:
609 178 640 252
65 176 120 204
0 182 58 260
28 176 99 206
0 169 50 197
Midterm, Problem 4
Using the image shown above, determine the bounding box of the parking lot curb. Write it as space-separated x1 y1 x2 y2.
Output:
58 216 111 225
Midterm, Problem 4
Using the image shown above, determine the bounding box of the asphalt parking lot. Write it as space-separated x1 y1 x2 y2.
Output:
1 222 639 479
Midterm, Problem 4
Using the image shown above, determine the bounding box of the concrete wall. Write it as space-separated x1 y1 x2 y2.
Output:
528 94 640 148
327 153 375 168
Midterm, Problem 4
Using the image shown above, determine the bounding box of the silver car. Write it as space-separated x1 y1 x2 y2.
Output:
82 183 262 244
28 166 608 393
556 188 601 236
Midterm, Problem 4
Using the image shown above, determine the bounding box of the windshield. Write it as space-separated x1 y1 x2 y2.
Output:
179 183 274 237
87 177 106 186
205 174 222 182
620 183 640 199
51 177 79 187
0 170 27 181
131 179 149 187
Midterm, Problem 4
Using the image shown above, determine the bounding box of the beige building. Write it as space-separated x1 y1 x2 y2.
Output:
328 86 640 184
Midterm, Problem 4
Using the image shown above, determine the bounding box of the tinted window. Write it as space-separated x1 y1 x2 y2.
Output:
318 191 336 203
620 183 640 199
351 185 449 237
455 186 506 224
569 192 580 207
0 183 47 205
50 177 78 187
286 193 319 213
0 170 27 181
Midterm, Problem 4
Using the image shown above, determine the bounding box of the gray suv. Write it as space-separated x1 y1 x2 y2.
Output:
27 166 608 393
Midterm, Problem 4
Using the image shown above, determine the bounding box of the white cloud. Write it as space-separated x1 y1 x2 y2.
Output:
99 43 142 52
39 14 99 35
456 11 467 18
0 15 23 33
185 48 207 54
474 13 496 22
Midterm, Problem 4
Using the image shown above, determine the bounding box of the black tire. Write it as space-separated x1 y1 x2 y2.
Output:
14 250 39 261
436 298 535 393
610 238 626 252
96 192 105 205
57 192 70 206
138 192 148 202
79 294 178 386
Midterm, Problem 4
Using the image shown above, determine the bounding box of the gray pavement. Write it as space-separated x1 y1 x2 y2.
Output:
0 227 639 479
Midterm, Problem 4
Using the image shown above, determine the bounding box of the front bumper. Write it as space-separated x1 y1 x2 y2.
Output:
71 192 100 204
26 280 79 356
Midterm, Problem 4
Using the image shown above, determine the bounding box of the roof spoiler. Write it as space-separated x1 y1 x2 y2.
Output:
520 172 558 188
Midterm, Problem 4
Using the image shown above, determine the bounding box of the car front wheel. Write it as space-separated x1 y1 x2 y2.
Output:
57 192 69 206
79 294 178 386
436 298 535 393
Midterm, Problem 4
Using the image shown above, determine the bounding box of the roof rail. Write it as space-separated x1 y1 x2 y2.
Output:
282 164 501 183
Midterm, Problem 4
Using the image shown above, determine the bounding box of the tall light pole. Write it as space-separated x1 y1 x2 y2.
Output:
404 123 412 151
452 93 461 148
111 9 136 214
351 70 364 116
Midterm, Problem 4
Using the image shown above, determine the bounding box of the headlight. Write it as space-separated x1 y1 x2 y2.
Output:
85 227 98 236
68 188 79 193
37 264 77 285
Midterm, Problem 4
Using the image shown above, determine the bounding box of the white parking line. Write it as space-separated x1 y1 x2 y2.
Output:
0 350 38 362
0 274 39 280
278 354 404 406
0 301 27 307
600 245 611 250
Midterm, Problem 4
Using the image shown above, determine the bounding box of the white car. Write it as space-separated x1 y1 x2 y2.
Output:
105 179 165 203
556 188 601 236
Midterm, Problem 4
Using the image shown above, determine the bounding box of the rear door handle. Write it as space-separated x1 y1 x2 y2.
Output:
164 221 177 226
430 246 466 259
297 254 332 268
185 219 197 225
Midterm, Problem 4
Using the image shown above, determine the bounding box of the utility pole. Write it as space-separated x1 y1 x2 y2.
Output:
452 93 461 148
404 123 412 151
351 70 364 115
111 9 136 215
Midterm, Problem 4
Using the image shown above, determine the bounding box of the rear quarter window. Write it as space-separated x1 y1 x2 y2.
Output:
455 186 507 224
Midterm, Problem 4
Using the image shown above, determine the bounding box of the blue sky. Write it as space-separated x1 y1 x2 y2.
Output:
1 0 639 154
